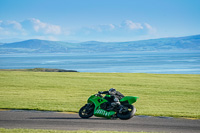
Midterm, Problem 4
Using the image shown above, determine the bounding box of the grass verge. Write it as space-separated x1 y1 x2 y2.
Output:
0 71 199 118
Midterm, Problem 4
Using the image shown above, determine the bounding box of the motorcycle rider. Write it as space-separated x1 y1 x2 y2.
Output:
99 88 124 110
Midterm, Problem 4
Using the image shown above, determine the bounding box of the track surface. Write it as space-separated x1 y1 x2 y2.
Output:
0 110 200 133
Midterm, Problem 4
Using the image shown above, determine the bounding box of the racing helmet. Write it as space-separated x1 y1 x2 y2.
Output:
109 88 116 95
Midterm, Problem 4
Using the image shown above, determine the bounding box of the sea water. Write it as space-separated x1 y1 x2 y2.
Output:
0 52 200 74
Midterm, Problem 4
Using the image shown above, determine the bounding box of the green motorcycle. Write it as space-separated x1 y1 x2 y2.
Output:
79 92 138 120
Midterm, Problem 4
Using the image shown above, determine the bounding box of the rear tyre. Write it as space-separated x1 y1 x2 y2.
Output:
79 104 94 119
117 104 136 120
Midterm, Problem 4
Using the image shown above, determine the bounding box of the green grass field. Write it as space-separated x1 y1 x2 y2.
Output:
0 71 199 118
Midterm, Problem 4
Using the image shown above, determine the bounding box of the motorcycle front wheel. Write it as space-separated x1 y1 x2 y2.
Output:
117 104 136 120
79 103 94 119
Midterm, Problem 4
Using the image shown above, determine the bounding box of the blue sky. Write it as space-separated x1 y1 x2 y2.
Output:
0 0 200 42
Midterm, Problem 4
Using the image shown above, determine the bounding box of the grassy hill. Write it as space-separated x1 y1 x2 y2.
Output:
0 71 199 118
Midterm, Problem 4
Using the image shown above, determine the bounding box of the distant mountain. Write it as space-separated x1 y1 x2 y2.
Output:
0 39 69 53
0 35 200 53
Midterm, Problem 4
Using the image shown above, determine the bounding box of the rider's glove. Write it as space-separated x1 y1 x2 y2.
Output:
98 91 103 94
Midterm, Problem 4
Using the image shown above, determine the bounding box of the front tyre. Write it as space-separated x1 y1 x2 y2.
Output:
117 104 136 120
79 104 94 119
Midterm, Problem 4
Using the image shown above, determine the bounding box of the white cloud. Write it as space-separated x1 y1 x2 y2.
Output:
109 24 115 30
0 20 25 37
0 18 62 36
0 18 66 41
81 20 155 34
144 23 152 29
0 20 24 32
28 18 61 35
144 23 156 34
7 21 23 30
89 24 116 32
0 18 156 42
124 20 143 30
84 20 155 34
77 20 157 42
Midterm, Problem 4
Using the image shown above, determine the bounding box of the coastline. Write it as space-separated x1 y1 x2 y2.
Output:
0 68 78 72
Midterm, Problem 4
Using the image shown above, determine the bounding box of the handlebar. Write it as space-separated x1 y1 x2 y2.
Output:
95 92 103 98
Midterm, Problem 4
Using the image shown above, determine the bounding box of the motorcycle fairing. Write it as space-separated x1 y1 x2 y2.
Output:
120 96 139 105
87 94 115 118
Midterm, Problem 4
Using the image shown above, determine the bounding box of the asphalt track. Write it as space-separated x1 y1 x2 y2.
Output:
0 110 200 133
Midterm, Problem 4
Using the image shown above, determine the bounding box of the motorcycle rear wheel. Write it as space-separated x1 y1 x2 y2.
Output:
117 104 136 120
79 104 94 119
